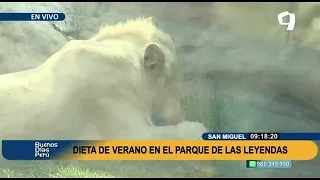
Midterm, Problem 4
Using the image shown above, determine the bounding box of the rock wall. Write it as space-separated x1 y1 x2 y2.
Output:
212 2 320 48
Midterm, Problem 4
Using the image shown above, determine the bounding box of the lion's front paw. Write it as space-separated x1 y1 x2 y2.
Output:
176 121 208 140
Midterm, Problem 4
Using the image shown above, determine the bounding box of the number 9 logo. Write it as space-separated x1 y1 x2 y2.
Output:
278 11 296 31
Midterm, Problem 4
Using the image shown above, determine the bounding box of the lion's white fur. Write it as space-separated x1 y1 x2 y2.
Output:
0 17 206 143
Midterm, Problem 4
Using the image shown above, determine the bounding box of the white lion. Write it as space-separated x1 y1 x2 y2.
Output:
0 17 207 143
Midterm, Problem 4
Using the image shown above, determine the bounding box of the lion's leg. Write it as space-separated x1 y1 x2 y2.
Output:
91 103 154 140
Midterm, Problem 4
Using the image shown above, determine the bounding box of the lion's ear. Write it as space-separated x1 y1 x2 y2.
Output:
143 44 165 75
146 17 158 27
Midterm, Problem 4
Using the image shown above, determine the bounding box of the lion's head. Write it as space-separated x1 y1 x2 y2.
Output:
88 17 184 126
